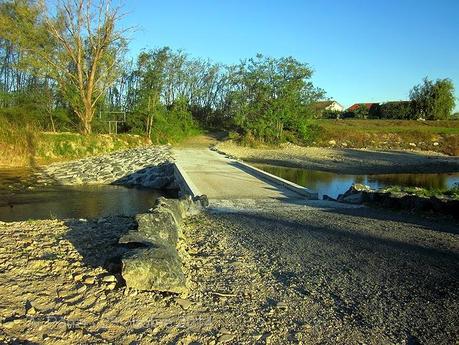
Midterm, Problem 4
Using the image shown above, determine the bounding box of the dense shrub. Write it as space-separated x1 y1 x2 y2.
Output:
126 97 200 144
369 102 414 119
410 78 456 120
321 110 343 119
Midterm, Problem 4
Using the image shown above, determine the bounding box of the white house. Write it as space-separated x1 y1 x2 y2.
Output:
312 100 345 117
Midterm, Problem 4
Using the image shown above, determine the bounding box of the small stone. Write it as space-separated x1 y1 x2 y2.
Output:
217 334 235 343
106 282 116 290
2 321 15 329
433 142 439 146
409 142 416 147
252 334 263 341
328 140 336 145
176 298 193 310
102 275 117 283
84 277 95 285
26 306 37 316
277 301 288 309
73 274 84 282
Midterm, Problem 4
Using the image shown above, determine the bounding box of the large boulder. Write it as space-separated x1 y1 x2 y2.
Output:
120 196 207 294
122 246 187 294
337 183 372 204
134 212 179 248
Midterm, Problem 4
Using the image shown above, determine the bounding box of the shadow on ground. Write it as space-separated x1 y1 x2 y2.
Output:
210 206 459 342
63 217 138 279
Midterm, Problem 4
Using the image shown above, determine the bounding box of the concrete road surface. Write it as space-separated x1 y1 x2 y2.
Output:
173 148 304 200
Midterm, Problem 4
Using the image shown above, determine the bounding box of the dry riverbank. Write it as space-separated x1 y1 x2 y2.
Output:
216 141 459 175
1 200 458 344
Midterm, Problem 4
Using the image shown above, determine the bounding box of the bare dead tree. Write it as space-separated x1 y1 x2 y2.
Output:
44 0 128 134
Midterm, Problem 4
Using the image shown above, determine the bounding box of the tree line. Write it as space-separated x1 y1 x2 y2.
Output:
0 0 456 146
0 0 326 144
324 78 456 120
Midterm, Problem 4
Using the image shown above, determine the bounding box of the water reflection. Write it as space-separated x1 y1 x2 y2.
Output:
0 168 37 190
253 164 459 199
0 168 166 221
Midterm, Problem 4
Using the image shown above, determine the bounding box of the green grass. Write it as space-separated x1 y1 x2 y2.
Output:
383 184 459 200
34 132 151 164
0 119 151 167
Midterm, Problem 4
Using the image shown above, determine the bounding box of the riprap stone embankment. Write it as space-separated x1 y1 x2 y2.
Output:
36 145 174 188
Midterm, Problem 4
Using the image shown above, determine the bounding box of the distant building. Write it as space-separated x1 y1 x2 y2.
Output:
311 100 344 118
314 100 344 112
347 101 414 119
346 103 379 112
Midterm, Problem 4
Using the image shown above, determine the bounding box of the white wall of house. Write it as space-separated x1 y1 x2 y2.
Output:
325 101 344 112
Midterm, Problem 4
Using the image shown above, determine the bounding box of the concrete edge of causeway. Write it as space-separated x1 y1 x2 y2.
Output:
233 160 319 200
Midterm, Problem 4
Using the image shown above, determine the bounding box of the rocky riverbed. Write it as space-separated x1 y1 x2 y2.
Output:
216 141 459 174
35 145 174 188
1 144 458 344
1 200 458 344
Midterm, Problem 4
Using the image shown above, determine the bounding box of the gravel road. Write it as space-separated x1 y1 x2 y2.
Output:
0 200 458 344
192 200 459 344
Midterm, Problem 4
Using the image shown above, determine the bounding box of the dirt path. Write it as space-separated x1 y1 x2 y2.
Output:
217 141 459 174
175 131 227 149
193 200 459 343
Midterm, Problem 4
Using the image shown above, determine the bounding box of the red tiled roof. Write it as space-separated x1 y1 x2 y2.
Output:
347 103 378 112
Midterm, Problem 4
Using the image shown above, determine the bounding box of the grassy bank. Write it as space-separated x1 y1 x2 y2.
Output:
314 119 459 155
0 123 151 167
382 185 459 200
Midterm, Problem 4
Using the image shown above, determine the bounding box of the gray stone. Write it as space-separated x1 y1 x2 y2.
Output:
37 146 174 187
338 183 371 204
122 247 187 294
340 192 364 204
120 197 206 293
135 212 179 248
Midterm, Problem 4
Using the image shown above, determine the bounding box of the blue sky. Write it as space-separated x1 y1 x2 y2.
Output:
121 0 459 111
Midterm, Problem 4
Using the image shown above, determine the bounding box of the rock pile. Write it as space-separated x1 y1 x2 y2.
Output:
120 196 208 294
37 146 174 188
335 183 459 218
336 183 371 204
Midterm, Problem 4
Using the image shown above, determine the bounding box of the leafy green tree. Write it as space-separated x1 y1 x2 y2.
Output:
410 77 456 120
227 54 324 143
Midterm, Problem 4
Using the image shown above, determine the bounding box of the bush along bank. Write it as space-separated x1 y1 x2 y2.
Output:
331 183 459 219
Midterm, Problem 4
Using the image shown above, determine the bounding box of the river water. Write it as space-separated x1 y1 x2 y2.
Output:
253 164 459 199
0 168 167 222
